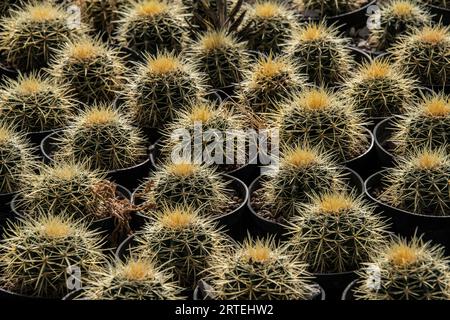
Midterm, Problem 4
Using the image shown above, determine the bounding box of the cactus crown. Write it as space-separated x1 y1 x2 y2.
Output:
135 0 168 16
147 54 180 74
419 25 447 44
424 95 450 116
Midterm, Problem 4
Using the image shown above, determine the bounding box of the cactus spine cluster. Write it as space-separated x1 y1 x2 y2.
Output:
56 104 148 171
0 214 106 298
0 1 86 71
238 54 307 115
116 0 187 55
343 59 417 118
392 25 450 86
391 93 450 154
381 147 450 215
125 52 207 130
0 123 35 194
285 22 354 85
49 36 126 105
354 236 450 300
204 238 317 300
287 192 389 273
273 87 369 162
135 205 230 289
0 73 74 132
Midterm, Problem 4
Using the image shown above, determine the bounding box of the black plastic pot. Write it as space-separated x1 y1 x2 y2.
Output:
326 0 377 30
0 287 49 300
314 271 356 301
62 288 86 300
342 279 358 300
427 4 450 26
247 167 364 238
343 128 376 179
132 174 249 241
349 46 371 65
193 279 326 300
214 85 236 101
40 131 152 191
426 84 450 94
365 170 450 253
373 117 396 168
0 63 18 85
0 192 16 237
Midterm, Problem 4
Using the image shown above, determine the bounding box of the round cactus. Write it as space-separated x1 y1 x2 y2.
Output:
391 24 450 86
257 144 346 221
370 0 432 51
285 22 354 85
0 213 106 298
381 147 450 216
273 87 369 162
49 36 126 105
0 73 74 133
0 123 35 194
0 1 86 71
116 0 187 55
287 192 389 274
238 1 298 55
204 237 317 300
391 93 450 154
354 236 450 300
343 59 418 118
135 205 230 289
125 51 207 130
80 257 184 300
238 54 307 115
55 104 148 171
188 29 250 89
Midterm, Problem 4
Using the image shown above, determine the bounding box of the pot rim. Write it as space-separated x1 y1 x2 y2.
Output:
341 279 358 300
373 117 395 159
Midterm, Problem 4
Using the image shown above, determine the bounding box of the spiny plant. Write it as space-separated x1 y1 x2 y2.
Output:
273 87 369 162
391 93 450 154
55 104 148 171
294 0 368 17
238 1 298 55
0 0 20 17
0 213 106 298
258 144 347 221
80 256 185 300
49 36 125 105
370 0 432 51
380 147 450 216
285 22 354 85
425 0 449 8
125 51 207 130
238 54 307 115
391 24 450 86
138 160 232 217
0 1 86 71
116 0 187 55
0 123 35 194
135 205 230 289
287 192 389 274
0 72 74 133
343 59 417 118
188 29 250 89
204 237 317 300
354 236 450 300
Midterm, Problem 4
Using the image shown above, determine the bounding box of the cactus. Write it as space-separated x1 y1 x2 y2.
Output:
238 1 298 55
55 104 148 171
354 236 450 300
426 0 449 8
80 256 185 300
49 36 125 105
0 1 86 71
204 237 317 300
273 87 369 162
380 147 450 216
285 22 354 85
138 160 232 217
125 51 207 130
287 192 389 274
370 0 432 51
0 123 35 194
0 213 106 298
188 29 250 89
294 0 368 17
0 73 74 133
135 205 230 289
391 25 450 86
343 59 418 118
116 0 187 55
256 144 347 221
0 0 20 17
391 93 450 154
238 54 307 115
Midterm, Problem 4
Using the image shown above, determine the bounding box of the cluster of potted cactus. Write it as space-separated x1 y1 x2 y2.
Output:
0 0 450 302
